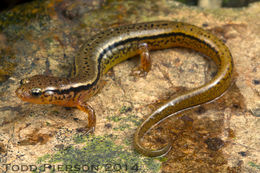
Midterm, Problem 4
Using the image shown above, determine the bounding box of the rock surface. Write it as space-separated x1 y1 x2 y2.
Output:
0 0 259 172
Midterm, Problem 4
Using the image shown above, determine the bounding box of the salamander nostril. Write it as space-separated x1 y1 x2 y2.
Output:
20 78 30 85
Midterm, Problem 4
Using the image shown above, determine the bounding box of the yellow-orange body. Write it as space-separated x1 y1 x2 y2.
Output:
16 21 233 157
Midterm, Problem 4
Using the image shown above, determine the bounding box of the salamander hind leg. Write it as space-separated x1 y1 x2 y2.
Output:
131 43 151 77
76 102 96 134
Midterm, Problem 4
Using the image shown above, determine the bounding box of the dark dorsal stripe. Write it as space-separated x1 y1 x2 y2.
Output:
51 32 219 95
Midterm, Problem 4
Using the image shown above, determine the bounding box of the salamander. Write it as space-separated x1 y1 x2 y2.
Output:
16 21 233 157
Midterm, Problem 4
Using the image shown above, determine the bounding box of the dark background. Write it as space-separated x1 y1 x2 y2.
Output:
0 0 260 12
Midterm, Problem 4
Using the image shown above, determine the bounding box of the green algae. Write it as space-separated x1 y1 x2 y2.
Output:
36 135 161 173
248 162 260 170
106 111 141 131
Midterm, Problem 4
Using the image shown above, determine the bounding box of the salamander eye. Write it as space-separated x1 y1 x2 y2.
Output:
31 88 42 97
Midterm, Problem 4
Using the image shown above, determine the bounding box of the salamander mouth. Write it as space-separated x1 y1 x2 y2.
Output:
16 87 45 104
15 87 31 101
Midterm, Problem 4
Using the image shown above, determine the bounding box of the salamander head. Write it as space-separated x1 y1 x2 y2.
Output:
16 75 70 105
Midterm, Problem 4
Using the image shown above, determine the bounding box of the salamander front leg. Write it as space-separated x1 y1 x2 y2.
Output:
131 43 151 76
76 102 96 134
